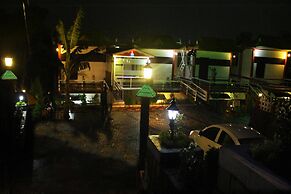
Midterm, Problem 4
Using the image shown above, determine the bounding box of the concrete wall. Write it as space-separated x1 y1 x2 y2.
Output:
241 49 253 78
77 62 106 81
265 64 285 79
208 66 230 80
217 147 291 194
152 63 172 81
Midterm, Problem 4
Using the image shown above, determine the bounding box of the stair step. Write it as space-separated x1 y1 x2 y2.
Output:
113 100 125 105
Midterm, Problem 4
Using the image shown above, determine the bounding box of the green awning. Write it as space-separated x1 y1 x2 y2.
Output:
136 84 156 98
1 70 17 80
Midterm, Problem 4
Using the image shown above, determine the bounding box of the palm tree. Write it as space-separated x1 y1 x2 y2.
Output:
56 8 88 120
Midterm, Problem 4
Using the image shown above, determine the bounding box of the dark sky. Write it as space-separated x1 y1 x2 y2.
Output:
3 0 291 41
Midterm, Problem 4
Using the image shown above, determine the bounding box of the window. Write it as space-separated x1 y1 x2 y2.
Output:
132 65 137 70
217 131 235 146
200 127 220 141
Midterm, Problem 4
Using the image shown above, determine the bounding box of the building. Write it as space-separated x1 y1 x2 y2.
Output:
58 46 107 104
58 46 180 104
177 38 247 111
231 46 291 112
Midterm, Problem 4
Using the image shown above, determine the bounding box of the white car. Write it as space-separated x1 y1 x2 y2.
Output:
189 123 264 153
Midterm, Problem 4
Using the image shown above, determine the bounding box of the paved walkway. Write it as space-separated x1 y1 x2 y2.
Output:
5 102 249 193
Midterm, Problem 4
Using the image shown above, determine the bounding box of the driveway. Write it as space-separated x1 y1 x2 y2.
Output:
3 102 249 193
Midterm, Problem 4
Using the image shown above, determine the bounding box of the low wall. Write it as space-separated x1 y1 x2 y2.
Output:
217 147 291 194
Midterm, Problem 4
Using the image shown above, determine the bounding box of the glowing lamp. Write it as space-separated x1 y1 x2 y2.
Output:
19 95 24 101
143 60 152 79
5 57 13 67
166 100 179 140
166 101 179 120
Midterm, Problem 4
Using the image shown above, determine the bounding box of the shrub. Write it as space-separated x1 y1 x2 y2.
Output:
250 139 291 179
178 144 219 192
250 99 291 180
179 143 204 185
159 130 190 149
32 103 43 120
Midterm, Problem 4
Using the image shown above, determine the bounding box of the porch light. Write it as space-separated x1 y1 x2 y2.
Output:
166 100 179 140
143 60 152 79
4 57 13 67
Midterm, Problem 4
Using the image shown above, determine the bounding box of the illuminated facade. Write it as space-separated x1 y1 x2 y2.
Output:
58 47 179 104
231 46 291 112
111 48 176 90
177 45 246 112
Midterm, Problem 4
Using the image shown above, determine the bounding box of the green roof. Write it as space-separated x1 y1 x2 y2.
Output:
1 70 17 80
136 84 156 98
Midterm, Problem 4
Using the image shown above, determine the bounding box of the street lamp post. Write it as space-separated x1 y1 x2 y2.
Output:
136 60 155 172
166 100 179 140
0 57 18 160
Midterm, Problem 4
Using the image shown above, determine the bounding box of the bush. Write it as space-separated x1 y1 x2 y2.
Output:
250 139 291 179
250 99 291 180
32 103 43 120
159 130 190 149
178 144 219 192
179 143 204 185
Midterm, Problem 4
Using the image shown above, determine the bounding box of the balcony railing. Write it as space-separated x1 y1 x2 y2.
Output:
114 76 181 92
58 80 105 93
191 77 249 93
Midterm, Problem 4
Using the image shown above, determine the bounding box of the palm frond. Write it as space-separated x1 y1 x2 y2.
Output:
69 8 84 49
56 20 68 51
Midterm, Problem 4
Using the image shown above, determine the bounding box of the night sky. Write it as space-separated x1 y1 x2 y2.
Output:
3 0 291 41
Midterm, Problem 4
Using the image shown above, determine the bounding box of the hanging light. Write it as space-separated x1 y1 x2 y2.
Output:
143 59 152 79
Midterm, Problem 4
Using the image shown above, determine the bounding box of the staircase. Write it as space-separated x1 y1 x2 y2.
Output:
180 78 208 102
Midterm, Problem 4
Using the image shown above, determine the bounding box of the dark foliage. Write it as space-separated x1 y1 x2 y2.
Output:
251 99 291 181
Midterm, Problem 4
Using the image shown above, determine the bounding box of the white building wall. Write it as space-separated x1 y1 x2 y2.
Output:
77 62 106 81
264 64 285 79
152 63 172 81
208 66 230 80
241 49 253 78
140 49 174 58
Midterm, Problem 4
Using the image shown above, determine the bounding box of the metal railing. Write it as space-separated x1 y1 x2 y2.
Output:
250 78 291 92
115 76 144 90
58 80 105 93
191 77 249 93
180 78 208 101
114 76 181 92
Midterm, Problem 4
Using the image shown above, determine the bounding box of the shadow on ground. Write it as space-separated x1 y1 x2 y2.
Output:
3 106 139 194
21 136 137 194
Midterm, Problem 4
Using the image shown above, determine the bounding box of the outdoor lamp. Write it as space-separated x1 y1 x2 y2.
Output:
143 60 152 79
4 57 13 67
166 100 179 139
167 100 179 120
19 95 24 101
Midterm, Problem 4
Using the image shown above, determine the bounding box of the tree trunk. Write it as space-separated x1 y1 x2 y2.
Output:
63 76 70 120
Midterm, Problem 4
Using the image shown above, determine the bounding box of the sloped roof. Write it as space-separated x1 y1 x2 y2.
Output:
113 49 154 58
61 46 106 62
255 35 291 50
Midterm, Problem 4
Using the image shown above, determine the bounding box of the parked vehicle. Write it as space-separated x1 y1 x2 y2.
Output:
189 123 264 153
